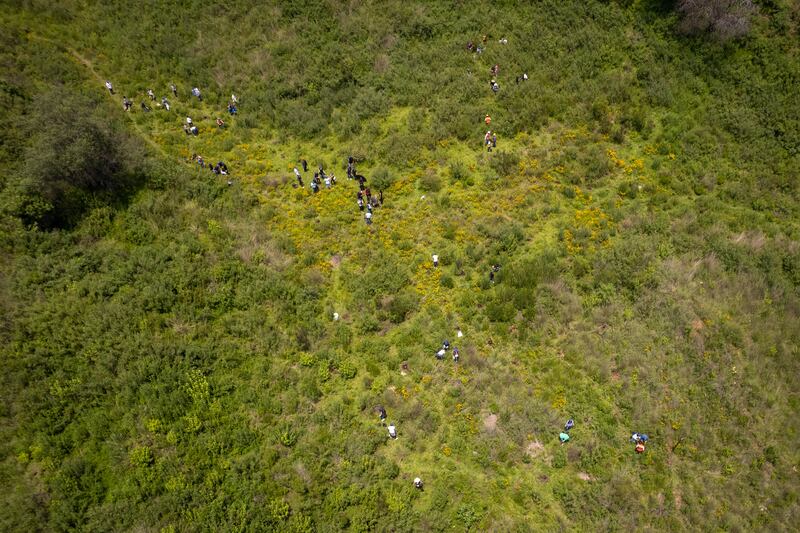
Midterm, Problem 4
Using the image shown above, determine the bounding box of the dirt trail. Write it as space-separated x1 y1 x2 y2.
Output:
27 32 169 159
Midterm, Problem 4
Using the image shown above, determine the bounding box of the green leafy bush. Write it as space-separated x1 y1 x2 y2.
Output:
370 166 395 190
419 170 442 192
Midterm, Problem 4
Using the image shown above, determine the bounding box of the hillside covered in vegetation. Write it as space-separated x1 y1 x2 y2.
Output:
1 1 799 531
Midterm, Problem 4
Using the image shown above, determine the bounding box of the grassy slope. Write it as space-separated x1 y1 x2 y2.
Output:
1 1 800 531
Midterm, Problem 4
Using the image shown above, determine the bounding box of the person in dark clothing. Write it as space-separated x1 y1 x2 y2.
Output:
378 406 387 423
489 264 500 283
365 187 372 202
453 347 460 363
379 190 383 205
123 97 132 111
301 159 308 172
140 102 151 112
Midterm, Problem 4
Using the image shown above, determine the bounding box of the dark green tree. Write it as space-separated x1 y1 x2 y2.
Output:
18 90 141 227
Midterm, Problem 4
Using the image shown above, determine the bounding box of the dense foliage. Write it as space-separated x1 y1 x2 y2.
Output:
1 1 799 531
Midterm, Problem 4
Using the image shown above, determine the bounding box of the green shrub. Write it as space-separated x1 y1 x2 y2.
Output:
419 170 442 192
385 290 420 323
552 447 567 468
337 360 357 379
130 446 154 468
455 504 482 530
278 426 298 447
370 166 395 190
449 160 469 183
488 151 520 178
268 499 290 522
486 299 515 322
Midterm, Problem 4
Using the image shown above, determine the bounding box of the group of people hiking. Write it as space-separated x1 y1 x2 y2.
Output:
435 339 460 363
113 81 174 114
468 36 531 154
292 155 385 226
106 80 238 141
631 432 650 453
559 419 575 443
191 154 229 176
560 419 651 455
293 160 337 193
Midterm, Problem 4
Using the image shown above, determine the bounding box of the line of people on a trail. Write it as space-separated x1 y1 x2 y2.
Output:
108 80 236 138
467 35 530 154
484 130 498 152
